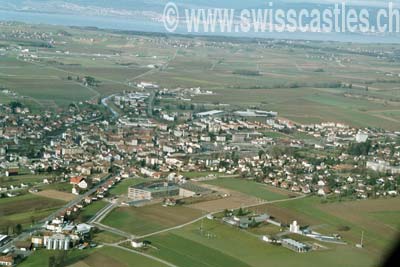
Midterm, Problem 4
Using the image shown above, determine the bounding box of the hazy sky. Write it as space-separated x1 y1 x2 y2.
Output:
1 0 399 7
282 0 397 7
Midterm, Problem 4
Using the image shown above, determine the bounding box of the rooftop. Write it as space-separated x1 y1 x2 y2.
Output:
282 238 308 249
131 182 180 193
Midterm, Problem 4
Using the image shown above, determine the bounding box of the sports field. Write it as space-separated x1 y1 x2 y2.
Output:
203 178 291 201
102 204 203 236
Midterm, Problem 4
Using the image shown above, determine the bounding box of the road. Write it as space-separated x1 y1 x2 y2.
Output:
101 94 119 118
87 202 116 224
43 174 114 223
147 90 156 117
0 174 115 253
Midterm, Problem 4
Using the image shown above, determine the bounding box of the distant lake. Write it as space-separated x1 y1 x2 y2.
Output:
1 9 400 44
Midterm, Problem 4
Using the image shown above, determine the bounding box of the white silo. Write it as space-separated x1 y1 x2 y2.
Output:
47 239 53 250
52 238 58 250
64 238 70 250
59 238 64 250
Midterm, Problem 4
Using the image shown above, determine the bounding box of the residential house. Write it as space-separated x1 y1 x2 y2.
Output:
70 176 88 189
0 256 13 266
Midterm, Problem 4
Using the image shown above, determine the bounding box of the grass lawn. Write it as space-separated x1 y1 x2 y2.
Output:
204 178 290 201
102 204 202 236
145 219 374 267
108 178 148 196
0 174 46 187
262 131 290 139
19 246 167 267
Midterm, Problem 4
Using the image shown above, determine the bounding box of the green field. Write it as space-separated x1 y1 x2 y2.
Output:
18 249 90 267
19 246 167 267
254 197 400 259
0 56 98 107
369 211 400 231
0 174 47 187
146 231 252 267
194 87 400 131
145 219 374 267
76 200 108 223
39 181 73 192
102 204 202 236
0 193 65 232
204 178 290 201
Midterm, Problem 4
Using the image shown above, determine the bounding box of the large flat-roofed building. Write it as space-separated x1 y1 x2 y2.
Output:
128 187 152 201
195 110 224 118
128 181 210 202
128 182 180 201
234 109 277 117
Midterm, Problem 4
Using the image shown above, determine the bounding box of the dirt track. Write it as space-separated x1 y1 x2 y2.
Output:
188 183 263 212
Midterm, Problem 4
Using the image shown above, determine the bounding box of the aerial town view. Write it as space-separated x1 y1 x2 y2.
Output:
0 1 399 267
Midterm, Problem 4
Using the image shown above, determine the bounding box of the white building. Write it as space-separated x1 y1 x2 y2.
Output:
289 221 300 234
76 223 92 235
355 132 368 143
131 240 144 248
137 82 159 89
196 110 224 118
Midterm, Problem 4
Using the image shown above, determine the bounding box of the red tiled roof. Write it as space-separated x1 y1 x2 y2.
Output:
70 176 85 184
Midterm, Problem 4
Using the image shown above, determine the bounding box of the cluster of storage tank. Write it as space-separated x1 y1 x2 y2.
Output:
46 236 70 250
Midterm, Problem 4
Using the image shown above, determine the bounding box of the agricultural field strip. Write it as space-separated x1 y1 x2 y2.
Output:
105 244 178 267
15 56 101 100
